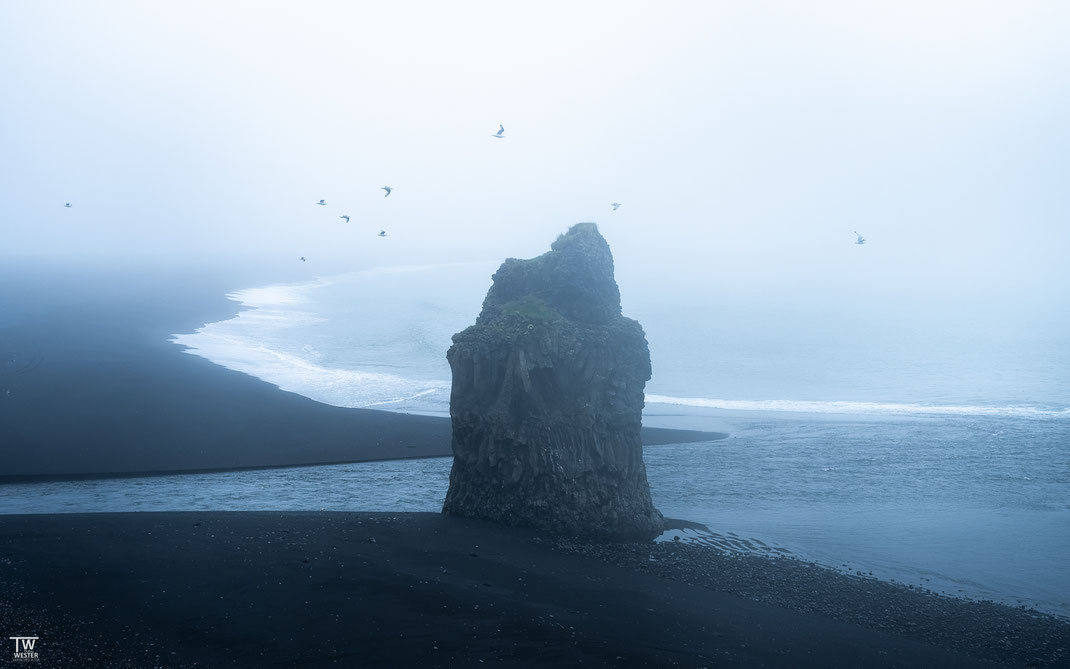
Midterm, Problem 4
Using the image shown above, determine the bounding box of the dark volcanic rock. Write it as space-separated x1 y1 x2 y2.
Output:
442 223 663 536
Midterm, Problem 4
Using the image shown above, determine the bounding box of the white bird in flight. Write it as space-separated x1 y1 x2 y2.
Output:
339 215 350 223
611 203 621 211
854 231 866 245
492 124 505 139
381 186 392 197
316 199 326 206
64 202 72 208
300 256 306 262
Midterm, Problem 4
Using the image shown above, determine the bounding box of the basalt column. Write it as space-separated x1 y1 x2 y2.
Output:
442 223 664 536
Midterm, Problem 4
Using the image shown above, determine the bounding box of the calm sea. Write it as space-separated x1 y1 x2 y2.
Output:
4 262 1068 615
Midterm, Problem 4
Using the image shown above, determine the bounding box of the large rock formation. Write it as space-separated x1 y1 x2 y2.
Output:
442 223 663 536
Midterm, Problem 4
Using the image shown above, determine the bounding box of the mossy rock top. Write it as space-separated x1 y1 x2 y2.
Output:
477 223 621 327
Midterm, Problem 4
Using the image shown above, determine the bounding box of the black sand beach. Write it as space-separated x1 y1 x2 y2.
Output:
0 263 721 480
2 512 1066 668
5 263 1067 668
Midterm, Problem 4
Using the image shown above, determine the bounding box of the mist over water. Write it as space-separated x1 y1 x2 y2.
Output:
172 261 1070 416
158 261 1070 615
3 0 1070 640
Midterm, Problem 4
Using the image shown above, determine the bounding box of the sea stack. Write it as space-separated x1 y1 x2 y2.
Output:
442 223 664 536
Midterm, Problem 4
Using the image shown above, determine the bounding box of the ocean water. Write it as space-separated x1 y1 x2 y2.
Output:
2 416 1065 614
168 262 1070 418
8 262 1069 615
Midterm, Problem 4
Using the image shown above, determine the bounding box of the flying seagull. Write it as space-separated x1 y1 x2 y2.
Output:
381 186 392 197
492 124 505 138
316 199 326 206
339 215 350 223
378 230 387 237
300 256 306 262
611 203 621 211
854 231 866 245
64 202 72 208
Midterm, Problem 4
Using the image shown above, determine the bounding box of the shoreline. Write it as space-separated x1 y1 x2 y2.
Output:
0 264 724 479
0 425 726 485
4 263 1066 665
2 511 1065 667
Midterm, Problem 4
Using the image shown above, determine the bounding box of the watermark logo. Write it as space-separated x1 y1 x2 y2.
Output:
9 636 39 663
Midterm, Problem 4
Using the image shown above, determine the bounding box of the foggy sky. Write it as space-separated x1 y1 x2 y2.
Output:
2 1 1068 322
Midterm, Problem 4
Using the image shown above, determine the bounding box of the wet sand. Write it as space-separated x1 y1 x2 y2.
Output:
5 265 1064 667
0 263 722 480
0 509 1061 663
3 512 1067 668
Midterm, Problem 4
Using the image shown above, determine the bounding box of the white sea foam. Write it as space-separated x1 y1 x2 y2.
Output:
171 268 459 413
173 263 1069 420
227 277 335 307
645 394 1070 418
174 327 449 410
221 261 489 309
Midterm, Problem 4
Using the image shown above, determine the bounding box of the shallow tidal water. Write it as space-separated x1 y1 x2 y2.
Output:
4 408 1067 617
5 262 1068 617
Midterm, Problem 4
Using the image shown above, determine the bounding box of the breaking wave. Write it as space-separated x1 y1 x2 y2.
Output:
645 394 1070 418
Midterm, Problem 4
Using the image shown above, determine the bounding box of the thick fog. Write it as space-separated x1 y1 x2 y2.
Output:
2 1 1068 327
4 5 1070 640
